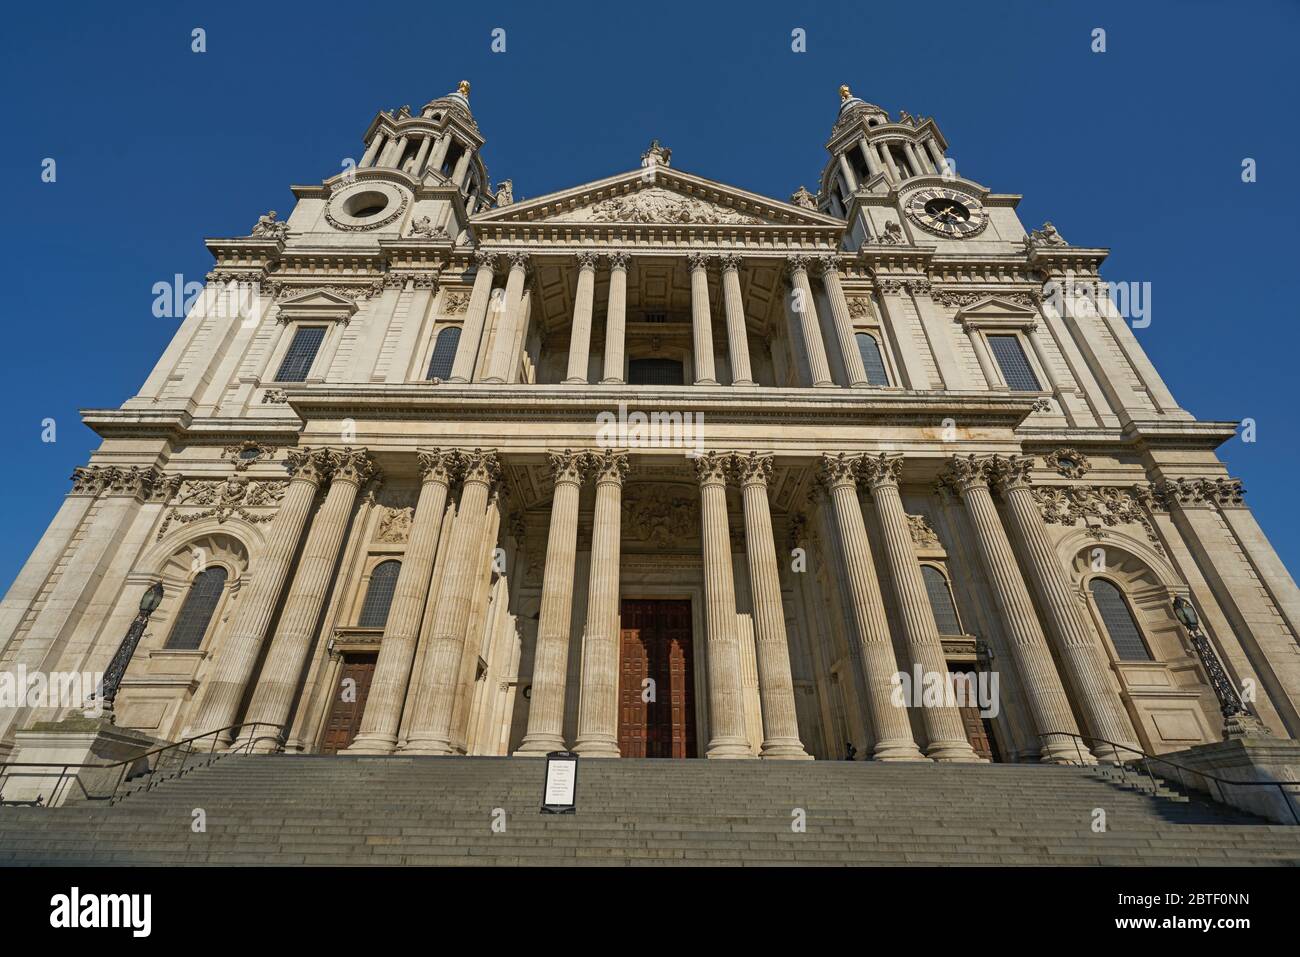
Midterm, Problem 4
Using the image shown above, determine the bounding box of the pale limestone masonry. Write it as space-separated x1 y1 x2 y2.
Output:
1 82 1298 770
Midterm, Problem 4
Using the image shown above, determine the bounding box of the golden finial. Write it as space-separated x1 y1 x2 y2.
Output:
458 80 471 97
839 84 851 101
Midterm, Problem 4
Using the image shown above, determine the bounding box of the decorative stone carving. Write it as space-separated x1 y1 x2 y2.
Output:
640 139 672 169
907 514 940 548
730 451 773 487
156 476 289 541
329 448 377 486
284 448 332 483
250 210 289 240
623 484 698 547
416 448 462 485
1151 477 1246 509
583 188 764 226
1024 221 1068 248
858 452 903 488
878 221 904 244
547 449 590 486
789 186 816 209
261 389 288 404
847 297 874 321
693 451 732 486
441 290 470 314
324 189 409 232
1032 484 1164 552
410 216 450 240
818 452 861 489
267 280 384 302
374 506 413 543
224 441 277 471
495 180 514 206
1043 447 1091 479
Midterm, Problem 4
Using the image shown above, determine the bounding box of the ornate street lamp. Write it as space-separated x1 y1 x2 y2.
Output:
97 581 164 722
1171 596 1268 739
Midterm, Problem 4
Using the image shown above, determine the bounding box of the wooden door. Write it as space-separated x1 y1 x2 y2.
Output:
321 653 377 754
618 600 695 758
951 668 1001 762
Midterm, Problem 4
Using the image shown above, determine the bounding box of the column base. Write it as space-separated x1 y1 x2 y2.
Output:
561 377 588 385
399 734 457 756
599 377 625 385
925 739 987 763
706 737 755 759
479 376 506 385
513 733 567 757
694 378 719 386
1039 735 1096 765
812 381 840 389
759 739 814 760
573 737 620 758
445 376 469 384
870 738 929 762
1090 739 1143 764
731 380 758 387
341 732 398 755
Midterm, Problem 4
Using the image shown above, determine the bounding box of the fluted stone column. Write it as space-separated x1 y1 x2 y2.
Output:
346 449 460 754
402 450 500 755
515 451 589 754
941 455 1087 764
786 256 835 388
482 252 529 384
600 253 628 384
719 255 755 386
564 254 598 383
447 251 497 383
821 454 926 760
688 254 718 385
732 453 811 759
859 454 981 762
859 137 883 178
817 256 870 388
189 449 330 744
989 455 1140 762
239 448 374 750
695 453 753 758
574 450 628 757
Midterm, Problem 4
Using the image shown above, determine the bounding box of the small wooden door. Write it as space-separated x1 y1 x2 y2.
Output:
618 600 696 758
952 668 1001 762
321 653 377 754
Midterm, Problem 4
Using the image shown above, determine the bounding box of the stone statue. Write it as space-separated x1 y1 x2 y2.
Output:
251 210 289 240
640 139 672 169
495 179 514 206
879 220 904 244
1026 221 1068 247
790 186 817 210
897 110 915 126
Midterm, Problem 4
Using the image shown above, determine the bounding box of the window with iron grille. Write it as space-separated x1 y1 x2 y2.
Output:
358 560 402 628
275 326 326 383
426 327 461 380
628 357 684 385
855 332 891 387
642 311 668 324
165 567 228 650
1089 578 1152 661
987 334 1041 391
921 565 962 635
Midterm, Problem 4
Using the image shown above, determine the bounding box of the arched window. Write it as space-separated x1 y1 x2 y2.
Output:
628 357 684 385
165 567 228 650
426 327 461 381
358 560 402 628
921 566 962 635
1089 578 1152 661
855 333 890 386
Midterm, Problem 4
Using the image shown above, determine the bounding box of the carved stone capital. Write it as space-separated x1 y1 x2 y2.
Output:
1153 477 1246 510
284 448 331 484
784 254 811 278
460 449 503 488
473 249 498 272
730 451 773 488
588 449 629 486
548 449 589 486
693 451 731 487
686 252 712 272
416 448 461 486
718 253 743 273
940 453 993 493
607 251 630 270
99 466 167 500
506 251 531 272
987 454 1035 492
858 452 903 490
814 254 843 279
576 251 600 271
328 448 376 487
70 466 106 497
819 452 861 491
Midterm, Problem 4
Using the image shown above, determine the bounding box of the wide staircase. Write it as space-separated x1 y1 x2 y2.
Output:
2 755 1298 865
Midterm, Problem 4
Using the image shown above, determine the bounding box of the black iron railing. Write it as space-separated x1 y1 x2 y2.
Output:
0 722 284 808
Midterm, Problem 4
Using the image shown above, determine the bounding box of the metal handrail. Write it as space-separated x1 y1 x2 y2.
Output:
0 721 285 807
1039 730 1300 825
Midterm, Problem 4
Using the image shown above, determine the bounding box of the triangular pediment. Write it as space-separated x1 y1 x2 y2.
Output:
274 288 360 320
952 296 1037 320
471 167 844 229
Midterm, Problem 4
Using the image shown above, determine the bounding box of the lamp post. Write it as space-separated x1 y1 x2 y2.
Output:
1171 596 1268 739
97 581 164 722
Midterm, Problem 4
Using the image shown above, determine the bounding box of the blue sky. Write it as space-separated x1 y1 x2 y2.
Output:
1 0 1298 592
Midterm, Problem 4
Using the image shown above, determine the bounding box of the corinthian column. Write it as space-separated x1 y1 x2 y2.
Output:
188 448 330 744
940 455 1087 764
859 454 980 762
573 449 628 757
719 255 755 386
514 451 588 754
447 251 497 383
564 253 598 383
817 256 870 387
346 449 460 754
732 453 810 758
600 253 628 384
988 455 1140 762
688 254 718 385
239 448 375 750
694 453 753 757
786 256 835 388
482 252 529 383
820 453 925 760
402 450 501 755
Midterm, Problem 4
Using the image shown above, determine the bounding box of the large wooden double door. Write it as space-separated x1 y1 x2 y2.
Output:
617 599 696 758
321 653 377 754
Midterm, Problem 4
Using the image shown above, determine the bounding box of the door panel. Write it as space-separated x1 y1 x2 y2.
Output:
618 600 695 758
321 653 377 754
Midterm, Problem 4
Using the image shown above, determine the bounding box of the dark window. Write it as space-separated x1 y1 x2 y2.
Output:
275 326 326 382
1089 579 1152 661
855 333 890 386
987 334 1041 391
358 560 401 628
922 566 962 636
166 567 228 650
426 327 461 380
628 357 684 385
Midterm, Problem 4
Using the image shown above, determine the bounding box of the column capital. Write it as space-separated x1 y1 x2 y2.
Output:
98 465 170 501
283 447 331 484
729 451 772 488
607 251 630 270
784 254 811 278
506 250 531 272
693 451 731 487
687 252 712 272
472 248 498 272
416 448 461 485
987 453 1035 493
459 448 502 488
327 447 377 487
548 449 590 487
588 448 629 485
719 253 743 272
818 452 861 491
575 251 600 271
939 453 994 493
814 254 845 279
70 465 106 497
858 452 903 490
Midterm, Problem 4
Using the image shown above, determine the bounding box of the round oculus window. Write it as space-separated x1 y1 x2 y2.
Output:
343 191 389 219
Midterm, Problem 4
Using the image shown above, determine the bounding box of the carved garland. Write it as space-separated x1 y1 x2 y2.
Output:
155 477 289 541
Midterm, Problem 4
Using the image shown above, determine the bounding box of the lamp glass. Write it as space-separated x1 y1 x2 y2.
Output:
140 581 164 614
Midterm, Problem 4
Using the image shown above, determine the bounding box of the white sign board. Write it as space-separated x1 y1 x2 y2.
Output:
541 751 578 813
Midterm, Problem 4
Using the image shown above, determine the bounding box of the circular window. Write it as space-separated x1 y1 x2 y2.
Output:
324 182 408 232
343 191 389 219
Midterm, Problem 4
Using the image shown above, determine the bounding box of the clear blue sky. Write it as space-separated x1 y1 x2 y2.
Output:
1 0 1297 593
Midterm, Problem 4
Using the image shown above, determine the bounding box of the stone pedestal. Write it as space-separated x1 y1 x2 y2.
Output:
1157 735 1300 825
1 717 163 806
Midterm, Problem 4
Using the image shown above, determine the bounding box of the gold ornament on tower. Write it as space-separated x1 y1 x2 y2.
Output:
839 84 851 101
458 80 471 96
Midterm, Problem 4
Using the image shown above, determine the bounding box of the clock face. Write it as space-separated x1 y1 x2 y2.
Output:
905 187 988 238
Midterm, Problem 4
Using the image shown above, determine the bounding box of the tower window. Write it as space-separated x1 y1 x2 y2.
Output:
165 567 228 650
358 560 402 628
274 326 326 383
855 332 890 386
987 334 1041 391
426 327 461 380
628 358 684 385
921 566 962 636
1089 579 1152 661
